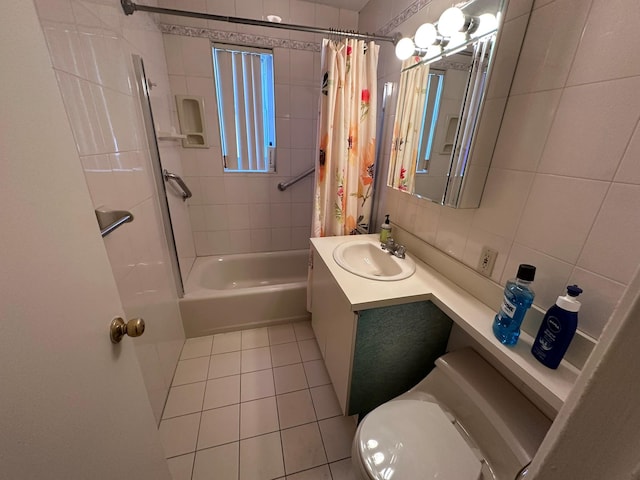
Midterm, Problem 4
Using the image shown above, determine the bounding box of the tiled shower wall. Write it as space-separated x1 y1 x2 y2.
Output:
159 0 358 256
360 0 640 341
34 0 186 424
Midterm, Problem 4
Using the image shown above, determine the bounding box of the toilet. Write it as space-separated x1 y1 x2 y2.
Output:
352 348 551 480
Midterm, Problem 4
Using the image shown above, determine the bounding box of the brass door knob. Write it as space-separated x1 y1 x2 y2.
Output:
110 317 145 344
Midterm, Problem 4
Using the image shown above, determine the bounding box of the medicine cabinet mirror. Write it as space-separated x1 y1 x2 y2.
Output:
387 0 532 208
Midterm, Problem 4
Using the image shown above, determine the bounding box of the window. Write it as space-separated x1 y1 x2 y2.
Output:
212 43 276 173
416 70 445 172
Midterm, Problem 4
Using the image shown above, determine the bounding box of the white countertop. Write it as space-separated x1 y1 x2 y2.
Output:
311 234 579 413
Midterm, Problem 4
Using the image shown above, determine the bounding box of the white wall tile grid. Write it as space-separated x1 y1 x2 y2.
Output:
34 0 189 424
162 322 359 480
160 0 360 256
361 0 640 340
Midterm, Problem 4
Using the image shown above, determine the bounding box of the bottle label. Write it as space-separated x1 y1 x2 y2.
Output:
500 296 517 319
547 315 562 333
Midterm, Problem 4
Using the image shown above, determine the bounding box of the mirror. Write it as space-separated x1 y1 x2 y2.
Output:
387 0 532 208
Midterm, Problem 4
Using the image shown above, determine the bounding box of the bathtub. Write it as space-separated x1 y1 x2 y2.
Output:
179 250 311 337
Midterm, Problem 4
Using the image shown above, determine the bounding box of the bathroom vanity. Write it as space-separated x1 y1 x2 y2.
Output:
310 235 580 418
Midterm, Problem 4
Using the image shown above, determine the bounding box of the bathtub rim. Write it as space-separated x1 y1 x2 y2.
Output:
184 248 309 294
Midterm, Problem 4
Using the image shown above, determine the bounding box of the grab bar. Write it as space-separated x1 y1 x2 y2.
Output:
163 169 192 201
95 209 134 237
277 167 315 191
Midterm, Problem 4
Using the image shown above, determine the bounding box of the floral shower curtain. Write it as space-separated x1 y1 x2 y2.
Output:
312 39 379 237
388 57 430 192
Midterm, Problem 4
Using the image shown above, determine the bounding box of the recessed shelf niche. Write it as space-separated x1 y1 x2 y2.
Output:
175 95 209 148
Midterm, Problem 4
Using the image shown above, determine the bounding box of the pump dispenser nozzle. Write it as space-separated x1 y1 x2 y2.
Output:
566 285 583 297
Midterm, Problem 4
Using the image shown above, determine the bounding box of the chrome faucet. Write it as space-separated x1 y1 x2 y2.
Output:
382 237 407 259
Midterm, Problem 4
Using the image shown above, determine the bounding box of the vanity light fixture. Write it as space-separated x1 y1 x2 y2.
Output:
472 13 498 37
444 32 468 55
414 23 437 49
395 37 417 60
394 4 498 61
437 7 467 36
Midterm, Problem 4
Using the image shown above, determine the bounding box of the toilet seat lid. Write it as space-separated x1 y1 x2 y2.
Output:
357 399 482 480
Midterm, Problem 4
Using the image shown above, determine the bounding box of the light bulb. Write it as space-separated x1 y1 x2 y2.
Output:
472 13 498 37
415 23 437 48
426 45 443 61
444 32 468 55
395 37 415 60
438 7 466 36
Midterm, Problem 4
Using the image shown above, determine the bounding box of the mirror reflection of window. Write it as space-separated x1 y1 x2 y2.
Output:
416 70 445 173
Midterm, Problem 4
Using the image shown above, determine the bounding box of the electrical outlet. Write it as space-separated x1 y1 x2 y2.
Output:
478 247 498 277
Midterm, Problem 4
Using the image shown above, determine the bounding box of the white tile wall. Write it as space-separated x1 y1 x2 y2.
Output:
362 0 640 340
34 0 186 424
160 0 358 256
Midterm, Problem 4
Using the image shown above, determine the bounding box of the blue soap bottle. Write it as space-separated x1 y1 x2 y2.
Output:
532 285 583 369
493 264 536 346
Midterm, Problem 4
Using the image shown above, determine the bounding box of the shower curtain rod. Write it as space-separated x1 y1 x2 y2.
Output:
120 0 399 45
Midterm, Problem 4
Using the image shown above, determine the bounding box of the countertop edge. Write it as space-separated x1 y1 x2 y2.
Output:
311 235 578 412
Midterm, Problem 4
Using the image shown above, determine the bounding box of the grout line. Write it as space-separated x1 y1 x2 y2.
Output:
237 348 243 480
265 328 287 479
165 324 329 478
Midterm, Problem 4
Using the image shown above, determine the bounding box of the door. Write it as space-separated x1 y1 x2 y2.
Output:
0 4 170 479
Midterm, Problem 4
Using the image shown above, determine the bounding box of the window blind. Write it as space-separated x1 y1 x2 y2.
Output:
212 44 275 172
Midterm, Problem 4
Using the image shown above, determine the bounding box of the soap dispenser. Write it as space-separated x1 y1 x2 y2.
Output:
531 285 583 369
380 215 392 244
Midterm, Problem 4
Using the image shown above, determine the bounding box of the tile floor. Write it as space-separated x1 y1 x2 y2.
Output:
160 321 359 480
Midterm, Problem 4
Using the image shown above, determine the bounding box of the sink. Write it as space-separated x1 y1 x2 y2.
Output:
332 240 416 281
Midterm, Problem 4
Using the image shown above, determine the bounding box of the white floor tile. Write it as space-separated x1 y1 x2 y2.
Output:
203 375 240 410
277 389 316 429
167 453 194 480
286 464 331 480
268 324 297 344
241 346 273 373
298 339 321 362
274 364 308 394
193 442 239 480
173 357 210 386
198 404 240 450
293 321 315 341
240 432 285 480
241 369 276 402
242 327 270 349
271 342 302 367
159 412 201 458
329 458 358 480
209 351 241 379
281 423 327 475
163 381 206 419
241 396 280 439
318 416 356 462
212 331 242 354
310 385 342 420
181 336 213 360
303 360 330 388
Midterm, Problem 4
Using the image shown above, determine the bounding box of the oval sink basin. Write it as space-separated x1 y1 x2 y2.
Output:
333 240 416 281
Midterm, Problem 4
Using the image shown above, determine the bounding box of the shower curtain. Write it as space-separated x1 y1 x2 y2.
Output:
307 38 379 312
388 57 429 192
311 39 379 237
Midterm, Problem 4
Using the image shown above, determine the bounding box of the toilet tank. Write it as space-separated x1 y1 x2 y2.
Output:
410 348 552 480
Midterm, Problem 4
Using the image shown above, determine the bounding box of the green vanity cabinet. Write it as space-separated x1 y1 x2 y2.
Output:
348 302 453 417
310 248 453 417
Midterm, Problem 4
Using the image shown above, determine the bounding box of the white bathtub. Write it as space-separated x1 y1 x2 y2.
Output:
179 250 311 337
